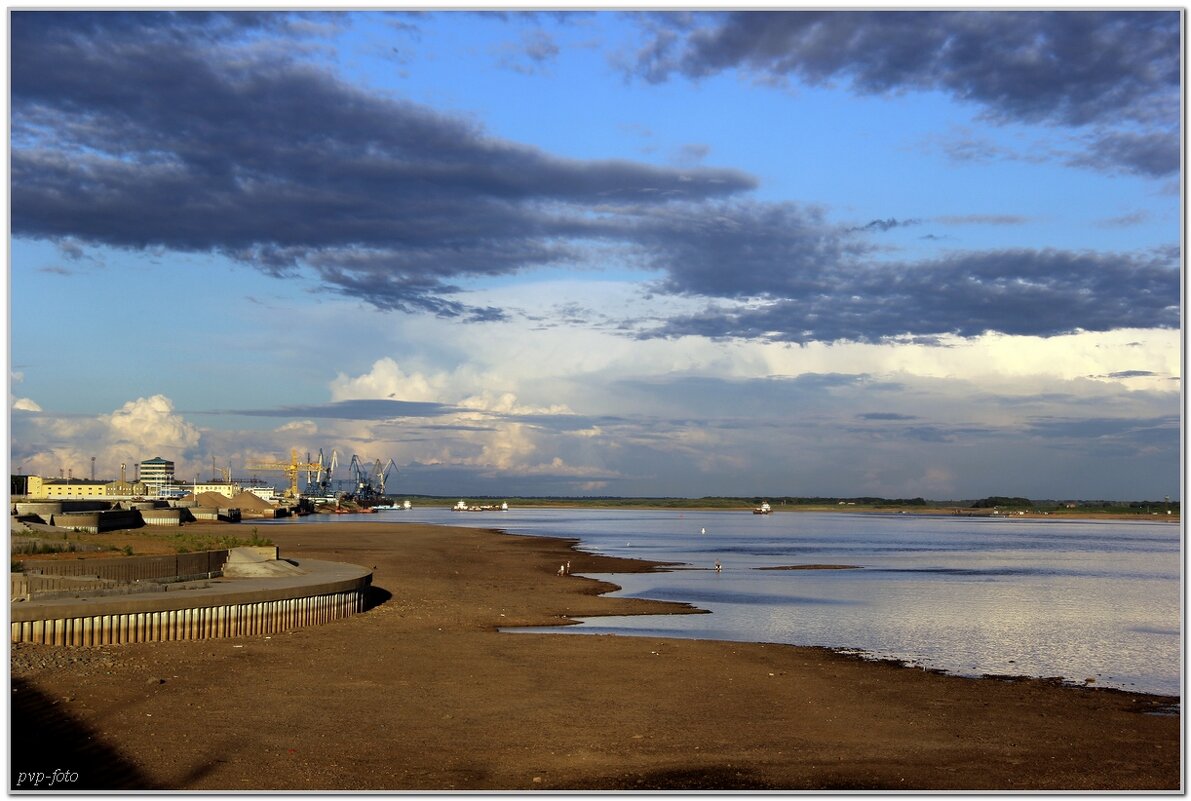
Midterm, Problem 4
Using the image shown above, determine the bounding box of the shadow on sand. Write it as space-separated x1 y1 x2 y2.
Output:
10 677 153 791
363 584 393 611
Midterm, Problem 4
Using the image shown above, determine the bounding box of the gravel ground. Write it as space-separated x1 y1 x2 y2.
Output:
9 521 1181 792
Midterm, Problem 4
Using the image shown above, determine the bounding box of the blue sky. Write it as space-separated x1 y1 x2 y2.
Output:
6 7 1182 500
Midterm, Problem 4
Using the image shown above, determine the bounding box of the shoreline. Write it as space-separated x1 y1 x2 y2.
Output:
10 520 1180 791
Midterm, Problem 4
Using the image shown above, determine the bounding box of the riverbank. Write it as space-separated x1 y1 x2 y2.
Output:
10 521 1179 791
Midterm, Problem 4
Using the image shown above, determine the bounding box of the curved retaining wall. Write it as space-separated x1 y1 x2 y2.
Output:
13 501 110 516
140 508 191 526
11 559 372 645
45 509 144 533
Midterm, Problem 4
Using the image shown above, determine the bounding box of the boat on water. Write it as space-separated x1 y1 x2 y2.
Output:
753 501 772 515
453 500 509 512
373 500 413 511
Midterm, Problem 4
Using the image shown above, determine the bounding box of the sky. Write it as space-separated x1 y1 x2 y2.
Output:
5 6 1184 501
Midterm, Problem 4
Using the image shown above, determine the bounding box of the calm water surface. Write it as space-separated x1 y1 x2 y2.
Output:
269 507 1182 696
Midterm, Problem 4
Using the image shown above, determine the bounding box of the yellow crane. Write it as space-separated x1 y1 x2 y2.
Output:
210 456 231 483
244 448 323 499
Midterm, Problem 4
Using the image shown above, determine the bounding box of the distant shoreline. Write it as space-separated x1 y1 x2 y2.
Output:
400 497 1180 522
11 498 1178 568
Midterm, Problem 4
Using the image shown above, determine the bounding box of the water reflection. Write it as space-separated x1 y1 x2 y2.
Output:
272 507 1181 696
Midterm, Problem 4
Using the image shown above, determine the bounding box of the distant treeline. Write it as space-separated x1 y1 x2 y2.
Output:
970 496 1033 508
969 496 1179 511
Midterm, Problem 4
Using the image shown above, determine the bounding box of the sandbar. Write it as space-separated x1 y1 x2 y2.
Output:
756 564 863 570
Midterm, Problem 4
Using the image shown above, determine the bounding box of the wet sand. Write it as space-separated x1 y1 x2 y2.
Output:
9 521 1180 791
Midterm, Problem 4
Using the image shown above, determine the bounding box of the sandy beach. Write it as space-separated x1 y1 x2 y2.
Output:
10 521 1180 791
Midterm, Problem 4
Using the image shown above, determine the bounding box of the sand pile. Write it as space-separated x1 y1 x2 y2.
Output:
184 491 238 509
228 491 276 512
179 491 276 511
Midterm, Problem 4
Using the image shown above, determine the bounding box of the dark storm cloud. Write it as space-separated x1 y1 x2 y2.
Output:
523 28 561 64
10 11 1179 346
628 200 871 298
1024 416 1179 452
844 415 1027 444
491 412 629 432
11 11 754 319
935 215 1031 226
610 373 905 421
644 248 1178 344
205 398 626 431
847 218 922 234
629 10 1179 178
493 28 562 75
212 399 461 420
1072 129 1181 178
1096 211 1151 229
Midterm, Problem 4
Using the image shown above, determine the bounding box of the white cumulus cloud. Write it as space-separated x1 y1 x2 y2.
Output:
104 395 201 454
329 358 448 402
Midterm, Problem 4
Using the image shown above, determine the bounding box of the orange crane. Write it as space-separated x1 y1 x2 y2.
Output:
244 448 323 500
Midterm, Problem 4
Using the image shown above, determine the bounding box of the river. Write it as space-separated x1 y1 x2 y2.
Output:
264 506 1182 697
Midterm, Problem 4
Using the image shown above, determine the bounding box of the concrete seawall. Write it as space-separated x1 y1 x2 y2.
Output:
42 509 145 533
11 557 373 645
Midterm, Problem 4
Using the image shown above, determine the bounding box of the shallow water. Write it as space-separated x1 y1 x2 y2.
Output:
270 507 1182 696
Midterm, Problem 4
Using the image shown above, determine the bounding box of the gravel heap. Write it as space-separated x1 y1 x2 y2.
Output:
180 491 276 512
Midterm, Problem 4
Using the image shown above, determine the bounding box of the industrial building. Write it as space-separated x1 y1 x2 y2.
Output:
22 477 110 499
138 456 175 493
11 452 297 504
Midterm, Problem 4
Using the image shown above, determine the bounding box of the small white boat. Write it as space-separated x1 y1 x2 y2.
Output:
753 501 772 515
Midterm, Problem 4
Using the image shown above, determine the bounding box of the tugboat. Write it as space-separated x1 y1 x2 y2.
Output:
453 500 510 512
753 501 772 515
373 499 413 511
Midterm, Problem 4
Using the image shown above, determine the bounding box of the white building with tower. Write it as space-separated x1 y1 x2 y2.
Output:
139 456 176 495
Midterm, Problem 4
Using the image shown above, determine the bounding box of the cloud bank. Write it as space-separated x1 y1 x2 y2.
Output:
627 10 1179 178
10 10 1180 346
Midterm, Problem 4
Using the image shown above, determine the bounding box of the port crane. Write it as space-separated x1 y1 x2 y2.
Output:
347 455 398 500
304 448 338 495
244 448 323 499
210 456 231 484
377 457 397 495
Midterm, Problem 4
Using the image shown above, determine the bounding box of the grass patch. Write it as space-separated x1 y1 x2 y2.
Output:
165 530 274 553
39 525 276 559
11 540 80 556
